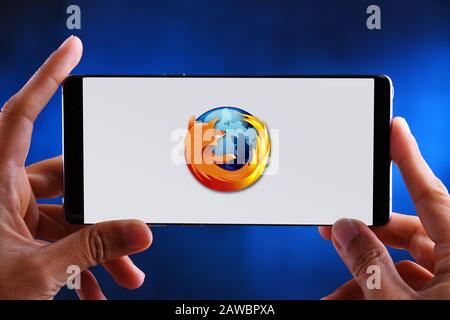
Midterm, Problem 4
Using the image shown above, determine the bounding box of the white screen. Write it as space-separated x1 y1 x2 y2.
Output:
82 77 374 225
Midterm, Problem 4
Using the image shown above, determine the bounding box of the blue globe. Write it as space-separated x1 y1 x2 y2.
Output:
197 106 257 171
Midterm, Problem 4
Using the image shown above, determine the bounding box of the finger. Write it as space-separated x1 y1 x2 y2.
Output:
391 117 450 244
322 260 433 300
103 256 146 290
319 213 436 272
331 218 416 299
395 260 433 290
38 220 152 284
371 213 435 272
26 156 63 198
75 270 107 300
2 36 82 122
0 36 82 165
35 205 82 241
35 205 146 290
318 226 332 239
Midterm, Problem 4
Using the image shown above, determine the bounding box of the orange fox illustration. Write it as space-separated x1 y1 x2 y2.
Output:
184 114 270 192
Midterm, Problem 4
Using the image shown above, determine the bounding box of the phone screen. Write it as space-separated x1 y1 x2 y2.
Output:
80 77 376 225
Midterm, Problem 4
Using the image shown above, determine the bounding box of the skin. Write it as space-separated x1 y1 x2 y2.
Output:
0 36 152 299
319 117 450 299
1 36 449 300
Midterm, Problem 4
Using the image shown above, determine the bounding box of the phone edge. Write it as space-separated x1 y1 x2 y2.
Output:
62 74 392 226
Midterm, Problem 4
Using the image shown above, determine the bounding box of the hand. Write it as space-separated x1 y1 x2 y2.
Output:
0 36 152 300
318 117 450 299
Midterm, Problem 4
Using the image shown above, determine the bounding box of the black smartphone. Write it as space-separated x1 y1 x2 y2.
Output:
63 75 392 226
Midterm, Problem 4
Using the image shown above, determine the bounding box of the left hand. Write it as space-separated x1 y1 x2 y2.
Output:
0 36 152 300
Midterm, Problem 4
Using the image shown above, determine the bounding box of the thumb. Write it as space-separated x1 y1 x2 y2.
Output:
38 220 152 284
331 219 415 299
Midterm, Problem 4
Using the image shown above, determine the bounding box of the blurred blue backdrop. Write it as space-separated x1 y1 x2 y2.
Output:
0 0 449 299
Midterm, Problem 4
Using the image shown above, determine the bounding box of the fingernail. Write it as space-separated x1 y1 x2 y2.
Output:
332 219 360 250
399 117 411 134
122 223 151 249
59 35 74 48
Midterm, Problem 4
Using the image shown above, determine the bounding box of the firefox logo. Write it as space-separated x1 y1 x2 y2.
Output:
184 106 270 192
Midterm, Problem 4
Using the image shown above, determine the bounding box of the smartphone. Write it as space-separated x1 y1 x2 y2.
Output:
63 75 392 226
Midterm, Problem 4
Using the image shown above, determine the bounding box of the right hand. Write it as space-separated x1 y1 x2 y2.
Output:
319 117 450 299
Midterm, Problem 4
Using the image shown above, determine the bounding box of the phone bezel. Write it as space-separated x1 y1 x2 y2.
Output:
63 75 392 226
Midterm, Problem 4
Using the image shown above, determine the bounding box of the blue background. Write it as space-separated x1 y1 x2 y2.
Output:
0 0 449 299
